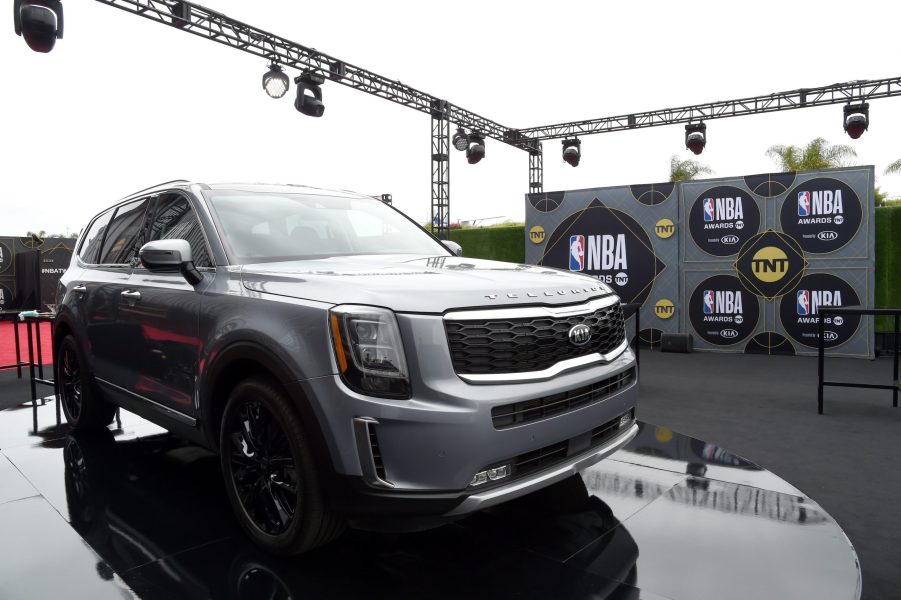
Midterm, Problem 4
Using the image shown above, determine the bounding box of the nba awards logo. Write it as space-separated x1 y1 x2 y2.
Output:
797 191 811 217
797 290 810 315
703 198 715 222
703 290 715 314
569 235 584 271
569 234 627 272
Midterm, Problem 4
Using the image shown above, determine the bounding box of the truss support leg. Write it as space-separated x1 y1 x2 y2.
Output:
431 100 451 240
529 143 543 195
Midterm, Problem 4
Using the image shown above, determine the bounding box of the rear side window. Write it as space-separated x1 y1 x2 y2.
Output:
78 209 113 264
99 198 149 265
146 195 212 268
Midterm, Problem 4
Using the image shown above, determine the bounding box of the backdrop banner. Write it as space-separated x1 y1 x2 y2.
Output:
525 166 875 358
0 236 76 311
525 183 680 347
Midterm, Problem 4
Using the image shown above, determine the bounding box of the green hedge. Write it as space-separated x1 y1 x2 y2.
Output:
875 206 901 331
450 226 525 263
453 212 900 330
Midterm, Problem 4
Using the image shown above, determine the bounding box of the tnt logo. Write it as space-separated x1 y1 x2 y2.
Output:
797 290 810 315
655 218 675 239
798 191 811 217
703 290 715 314
569 235 585 271
529 225 545 244
655 299 675 319
751 246 789 283
703 198 715 222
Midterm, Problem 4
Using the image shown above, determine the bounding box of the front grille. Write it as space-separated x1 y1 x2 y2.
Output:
472 409 635 489
445 300 625 375
491 368 636 429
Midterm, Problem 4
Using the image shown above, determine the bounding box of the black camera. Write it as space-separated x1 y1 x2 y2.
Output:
14 0 64 53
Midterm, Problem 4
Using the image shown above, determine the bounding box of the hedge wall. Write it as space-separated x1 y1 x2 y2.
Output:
454 211 899 330
875 205 901 331
450 226 525 264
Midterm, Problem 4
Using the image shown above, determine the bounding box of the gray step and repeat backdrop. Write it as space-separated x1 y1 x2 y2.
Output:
525 167 875 358
0 237 77 311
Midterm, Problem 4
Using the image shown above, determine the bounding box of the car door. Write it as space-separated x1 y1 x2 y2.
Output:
116 192 214 422
82 197 149 393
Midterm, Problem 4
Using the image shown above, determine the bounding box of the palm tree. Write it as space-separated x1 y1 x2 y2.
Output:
669 155 713 182
765 138 857 172
884 159 901 175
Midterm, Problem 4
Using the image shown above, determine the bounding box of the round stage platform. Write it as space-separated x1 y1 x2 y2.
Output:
0 398 861 600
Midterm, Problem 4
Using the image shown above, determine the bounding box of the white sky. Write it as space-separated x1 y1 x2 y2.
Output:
2 0 900 236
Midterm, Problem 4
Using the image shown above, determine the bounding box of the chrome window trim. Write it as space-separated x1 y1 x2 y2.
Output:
458 339 630 384
443 294 618 322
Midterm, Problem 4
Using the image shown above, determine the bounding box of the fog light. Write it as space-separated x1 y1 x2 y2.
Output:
470 464 510 486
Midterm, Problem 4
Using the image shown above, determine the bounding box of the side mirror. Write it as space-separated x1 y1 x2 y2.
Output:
444 241 463 257
139 239 203 285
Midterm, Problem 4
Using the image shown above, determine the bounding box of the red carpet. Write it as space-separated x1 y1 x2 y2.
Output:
0 322 54 366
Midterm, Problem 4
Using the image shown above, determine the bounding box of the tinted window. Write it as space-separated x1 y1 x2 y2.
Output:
78 209 113 263
99 199 149 265
205 190 447 263
146 195 212 268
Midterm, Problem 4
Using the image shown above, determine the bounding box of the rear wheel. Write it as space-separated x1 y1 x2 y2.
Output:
219 377 344 555
57 335 116 430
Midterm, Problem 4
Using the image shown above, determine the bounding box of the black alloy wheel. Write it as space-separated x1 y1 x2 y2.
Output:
57 335 116 429
220 378 344 555
228 400 299 536
59 341 83 421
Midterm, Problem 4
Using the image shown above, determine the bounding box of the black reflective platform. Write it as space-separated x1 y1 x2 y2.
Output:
0 399 861 600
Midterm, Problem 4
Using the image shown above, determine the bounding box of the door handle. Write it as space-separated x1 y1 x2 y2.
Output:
121 290 142 304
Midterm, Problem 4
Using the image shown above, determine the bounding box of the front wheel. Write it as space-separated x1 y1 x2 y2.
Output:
57 335 116 430
219 378 344 555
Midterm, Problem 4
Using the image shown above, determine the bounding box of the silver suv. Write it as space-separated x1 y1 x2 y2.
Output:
55 181 638 555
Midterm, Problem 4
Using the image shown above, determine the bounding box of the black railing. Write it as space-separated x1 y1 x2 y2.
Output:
818 307 900 414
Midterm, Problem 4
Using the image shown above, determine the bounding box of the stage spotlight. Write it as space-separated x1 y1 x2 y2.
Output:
843 103 869 139
453 128 469 152
295 71 325 117
562 138 581 167
466 132 485 164
262 63 289 99
685 122 707 155
13 0 63 53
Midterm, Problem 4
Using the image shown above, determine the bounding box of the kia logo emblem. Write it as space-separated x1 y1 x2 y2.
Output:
569 324 592 346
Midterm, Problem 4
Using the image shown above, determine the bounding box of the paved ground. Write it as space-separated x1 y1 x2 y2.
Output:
636 349 900 600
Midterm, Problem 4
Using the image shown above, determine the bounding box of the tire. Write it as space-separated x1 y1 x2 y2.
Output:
57 335 116 430
219 377 345 555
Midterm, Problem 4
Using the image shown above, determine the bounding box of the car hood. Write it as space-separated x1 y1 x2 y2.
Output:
240 254 614 313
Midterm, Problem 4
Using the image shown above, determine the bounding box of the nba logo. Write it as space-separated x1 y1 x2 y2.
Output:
703 290 715 314
569 235 585 271
797 290 810 315
798 191 811 217
703 198 715 222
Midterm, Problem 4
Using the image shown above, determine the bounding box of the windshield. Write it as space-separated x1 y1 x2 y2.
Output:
204 189 449 263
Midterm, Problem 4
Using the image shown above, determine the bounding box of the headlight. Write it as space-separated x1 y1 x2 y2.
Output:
329 305 411 399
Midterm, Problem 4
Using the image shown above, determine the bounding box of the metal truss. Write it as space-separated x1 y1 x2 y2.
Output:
430 101 451 240
519 77 901 140
94 0 524 145
528 144 543 195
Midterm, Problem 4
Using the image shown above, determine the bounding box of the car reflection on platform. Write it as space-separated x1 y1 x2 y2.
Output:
62 430 642 599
